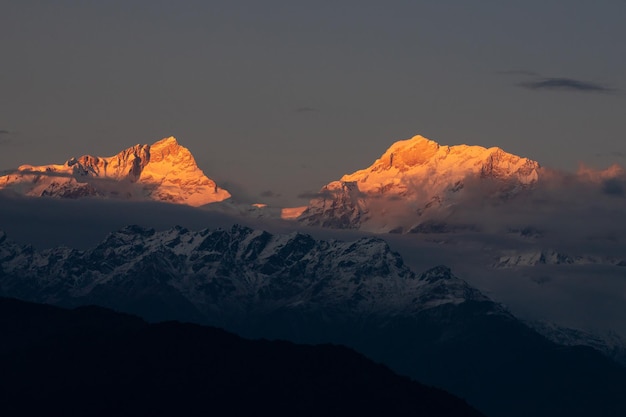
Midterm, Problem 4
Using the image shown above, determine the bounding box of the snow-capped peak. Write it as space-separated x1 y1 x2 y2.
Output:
341 134 539 189
0 137 230 206
298 134 540 231
0 225 500 320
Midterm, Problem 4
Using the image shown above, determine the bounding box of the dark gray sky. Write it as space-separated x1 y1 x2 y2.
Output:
1 1 625 205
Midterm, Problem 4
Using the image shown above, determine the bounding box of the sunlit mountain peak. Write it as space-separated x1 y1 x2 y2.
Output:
299 134 541 231
344 134 539 184
0 137 230 206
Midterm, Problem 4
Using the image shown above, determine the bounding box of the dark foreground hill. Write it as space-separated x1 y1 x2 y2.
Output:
0 297 483 417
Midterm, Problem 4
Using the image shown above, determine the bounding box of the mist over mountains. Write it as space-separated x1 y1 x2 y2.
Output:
1 133 626 416
2 134 622 331
297 135 625 238
4 133 623 246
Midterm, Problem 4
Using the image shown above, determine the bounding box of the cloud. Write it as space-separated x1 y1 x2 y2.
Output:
0 193 253 249
376 169 626 334
4 169 75 178
0 130 12 145
0 168 231 201
295 107 318 113
2 172 626 339
519 77 614 93
214 180 257 204
2 169 137 185
602 179 625 196
297 186 369 200
496 70 540 77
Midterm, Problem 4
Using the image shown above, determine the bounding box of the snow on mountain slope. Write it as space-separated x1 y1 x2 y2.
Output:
493 249 626 268
0 137 230 206
4 225 626 417
529 320 626 366
0 225 497 323
298 135 540 231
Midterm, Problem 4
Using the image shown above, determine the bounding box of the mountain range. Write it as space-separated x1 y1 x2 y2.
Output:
0 225 491 325
3 134 622 235
3 225 626 417
0 134 545 222
2 134 626 416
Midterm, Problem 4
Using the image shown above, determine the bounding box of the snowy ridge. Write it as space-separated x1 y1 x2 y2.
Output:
298 135 540 231
529 320 626 366
0 225 499 322
0 137 230 206
493 249 626 268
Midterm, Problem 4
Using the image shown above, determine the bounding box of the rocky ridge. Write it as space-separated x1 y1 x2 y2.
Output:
0 225 494 324
493 249 626 268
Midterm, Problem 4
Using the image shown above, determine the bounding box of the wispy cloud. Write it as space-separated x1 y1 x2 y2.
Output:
496 70 540 77
295 107 318 113
602 179 625 196
3 169 76 179
214 180 256 204
0 130 11 145
499 70 618 94
297 186 368 200
0 193 255 249
519 77 615 93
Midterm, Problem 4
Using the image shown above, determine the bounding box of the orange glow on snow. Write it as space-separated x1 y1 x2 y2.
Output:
0 136 231 207
281 206 308 220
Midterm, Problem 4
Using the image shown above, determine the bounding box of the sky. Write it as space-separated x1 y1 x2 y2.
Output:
1 1 625 206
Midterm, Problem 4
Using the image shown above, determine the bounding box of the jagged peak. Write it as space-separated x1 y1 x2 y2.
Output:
418 265 454 283
387 134 439 152
144 136 194 164
116 225 156 236
387 134 439 150
366 134 537 173
229 223 256 236
299 133 542 231
0 136 231 207
371 135 441 171
340 133 540 182
172 225 190 234
152 136 179 147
